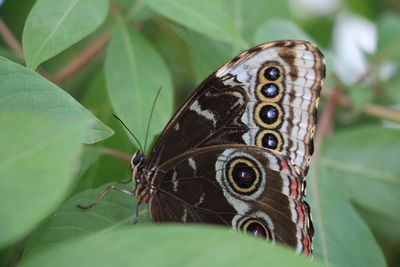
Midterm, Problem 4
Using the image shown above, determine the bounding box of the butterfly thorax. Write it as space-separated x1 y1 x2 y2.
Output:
131 151 155 203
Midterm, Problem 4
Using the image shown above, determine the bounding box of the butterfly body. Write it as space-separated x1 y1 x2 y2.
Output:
131 40 325 256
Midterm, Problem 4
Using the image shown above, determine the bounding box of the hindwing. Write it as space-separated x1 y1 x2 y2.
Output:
149 145 313 255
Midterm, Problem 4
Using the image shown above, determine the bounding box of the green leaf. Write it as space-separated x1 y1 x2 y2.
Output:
308 166 387 267
76 72 133 191
237 0 291 41
22 0 109 69
21 225 324 267
177 29 232 84
376 12 400 63
144 0 246 47
320 126 400 221
0 57 114 144
0 112 85 249
105 21 173 153
356 205 400 244
23 183 150 258
357 206 400 267
345 0 385 20
254 19 313 44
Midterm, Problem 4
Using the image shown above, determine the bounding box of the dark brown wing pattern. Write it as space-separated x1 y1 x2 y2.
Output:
143 40 325 256
149 145 313 255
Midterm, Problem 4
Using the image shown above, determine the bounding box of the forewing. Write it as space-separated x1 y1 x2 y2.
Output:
149 40 325 175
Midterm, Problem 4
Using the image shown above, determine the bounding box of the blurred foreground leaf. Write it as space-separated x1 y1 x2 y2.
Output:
23 183 150 258
21 225 324 267
0 112 85 249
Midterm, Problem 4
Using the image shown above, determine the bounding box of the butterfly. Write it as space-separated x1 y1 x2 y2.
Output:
82 40 325 256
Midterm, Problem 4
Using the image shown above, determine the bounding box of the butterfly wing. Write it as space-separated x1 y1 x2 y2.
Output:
149 145 313 255
148 40 325 175
144 40 325 255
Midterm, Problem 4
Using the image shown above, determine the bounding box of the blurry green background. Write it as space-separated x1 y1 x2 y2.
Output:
0 0 399 267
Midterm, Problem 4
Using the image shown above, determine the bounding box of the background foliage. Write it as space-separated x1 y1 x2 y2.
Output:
0 0 399 266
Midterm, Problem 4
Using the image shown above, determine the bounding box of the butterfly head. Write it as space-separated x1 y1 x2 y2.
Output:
131 151 152 203
130 150 144 171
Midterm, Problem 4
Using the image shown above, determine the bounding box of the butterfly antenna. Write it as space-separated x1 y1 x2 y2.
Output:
113 114 144 152
143 86 163 154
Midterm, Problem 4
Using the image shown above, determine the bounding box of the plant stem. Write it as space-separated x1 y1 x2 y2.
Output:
52 30 112 84
85 146 131 163
363 103 400 123
0 17 23 60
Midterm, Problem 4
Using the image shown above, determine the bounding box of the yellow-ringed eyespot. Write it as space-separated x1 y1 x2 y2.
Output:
256 130 283 151
256 82 284 102
226 157 261 195
254 102 283 129
258 62 284 84
241 218 271 239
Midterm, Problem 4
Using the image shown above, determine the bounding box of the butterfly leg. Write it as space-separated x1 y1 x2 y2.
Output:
77 185 134 209
117 178 132 184
132 200 142 225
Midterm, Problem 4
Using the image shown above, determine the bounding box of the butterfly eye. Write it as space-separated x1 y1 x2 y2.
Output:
131 151 143 167
264 66 280 81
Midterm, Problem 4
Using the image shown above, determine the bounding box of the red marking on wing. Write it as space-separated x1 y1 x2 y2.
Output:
303 236 310 256
290 179 299 198
280 159 289 170
296 203 305 224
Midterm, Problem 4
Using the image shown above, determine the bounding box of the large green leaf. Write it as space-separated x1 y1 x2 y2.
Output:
144 0 246 47
309 158 387 266
321 126 400 220
320 126 400 246
237 0 291 41
22 0 109 69
105 21 173 154
21 225 324 267
254 19 312 44
76 72 134 191
23 183 150 258
0 112 85 249
177 29 232 84
0 57 114 144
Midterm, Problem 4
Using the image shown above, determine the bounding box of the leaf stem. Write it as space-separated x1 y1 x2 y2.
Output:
321 88 400 123
52 30 112 84
85 146 131 163
0 17 24 60
363 103 400 123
